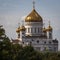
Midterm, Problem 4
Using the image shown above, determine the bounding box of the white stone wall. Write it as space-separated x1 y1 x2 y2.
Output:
25 22 43 36
19 21 58 52
21 38 58 52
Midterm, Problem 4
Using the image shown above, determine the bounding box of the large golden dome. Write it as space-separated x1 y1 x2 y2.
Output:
25 9 42 22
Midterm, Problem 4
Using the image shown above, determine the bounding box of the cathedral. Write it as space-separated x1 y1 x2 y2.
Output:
12 2 58 52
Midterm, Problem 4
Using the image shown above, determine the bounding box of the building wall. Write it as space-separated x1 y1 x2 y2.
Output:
21 37 58 52
25 22 43 36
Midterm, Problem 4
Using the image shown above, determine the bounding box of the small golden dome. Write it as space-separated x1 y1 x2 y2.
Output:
20 26 26 31
47 25 52 31
16 27 20 33
43 27 47 32
25 9 42 22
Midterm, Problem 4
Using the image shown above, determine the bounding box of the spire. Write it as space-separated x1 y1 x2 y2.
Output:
20 21 25 31
43 23 45 28
18 23 20 27
33 0 35 9
43 23 47 32
47 20 52 31
16 23 20 33
21 20 24 26
49 20 50 26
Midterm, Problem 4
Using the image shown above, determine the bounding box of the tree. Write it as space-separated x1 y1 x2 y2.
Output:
17 46 43 60
0 25 5 38
0 25 11 60
0 25 60 60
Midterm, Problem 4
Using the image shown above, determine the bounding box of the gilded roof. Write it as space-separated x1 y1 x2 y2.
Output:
47 25 52 31
16 26 25 33
20 26 26 31
16 27 20 33
25 9 42 22
43 27 47 32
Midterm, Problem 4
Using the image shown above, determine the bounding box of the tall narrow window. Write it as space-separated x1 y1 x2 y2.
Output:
31 28 32 33
35 28 36 33
38 28 40 33
28 28 29 33
26 28 28 33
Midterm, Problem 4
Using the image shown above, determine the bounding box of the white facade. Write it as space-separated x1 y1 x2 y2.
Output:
15 8 58 52
25 22 43 36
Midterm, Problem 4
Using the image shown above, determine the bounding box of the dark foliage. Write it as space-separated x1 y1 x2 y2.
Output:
0 25 60 60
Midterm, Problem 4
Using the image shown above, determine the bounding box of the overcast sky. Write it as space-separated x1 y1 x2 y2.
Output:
0 0 60 50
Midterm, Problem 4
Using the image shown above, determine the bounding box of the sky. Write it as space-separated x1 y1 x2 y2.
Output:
0 0 60 50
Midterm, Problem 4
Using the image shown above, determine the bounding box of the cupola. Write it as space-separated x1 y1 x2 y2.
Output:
47 21 52 31
20 26 26 31
25 1 42 22
16 27 20 33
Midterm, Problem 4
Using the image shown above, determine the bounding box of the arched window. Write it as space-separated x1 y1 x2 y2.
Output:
37 40 39 43
44 41 46 44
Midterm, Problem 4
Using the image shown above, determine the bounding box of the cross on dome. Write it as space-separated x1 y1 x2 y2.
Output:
49 20 50 26
33 0 35 9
